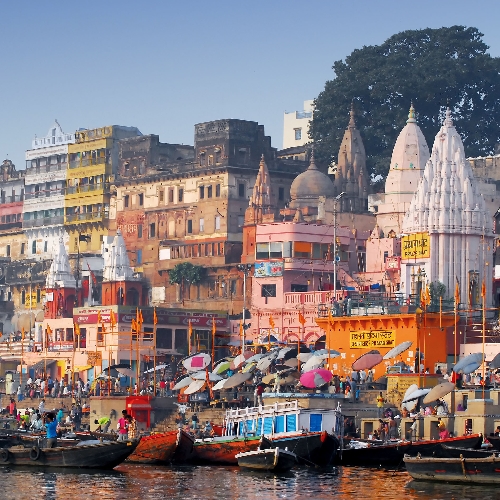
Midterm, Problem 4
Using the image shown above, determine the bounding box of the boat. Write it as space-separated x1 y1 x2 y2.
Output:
127 429 194 464
0 440 139 469
340 434 483 466
404 453 500 483
236 447 297 472
190 435 261 465
260 431 339 467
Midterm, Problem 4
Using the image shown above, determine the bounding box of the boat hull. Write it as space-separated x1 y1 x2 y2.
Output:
341 434 483 466
236 447 297 472
190 436 261 465
260 431 340 467
0 441 138 469
404 454 500 484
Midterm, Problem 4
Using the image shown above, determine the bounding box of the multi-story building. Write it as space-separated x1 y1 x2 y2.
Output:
283 100 313 150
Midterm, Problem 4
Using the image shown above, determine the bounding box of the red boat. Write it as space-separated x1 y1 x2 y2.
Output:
189 435 261 465
127 429 194 464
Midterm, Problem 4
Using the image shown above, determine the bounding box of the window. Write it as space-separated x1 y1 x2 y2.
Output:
238 183 245 198
187 220 193 234
383 251 389 262
291 284 308 292
44 241 48 252
138 193 144 206
199 218 204 232
270 242 282 258
178 188 184 202
261 284 277 297
215 215 221 230
138 224 143 238
20 243 25 255
293 241 312 258
207 185 212 198
159 190 164 203
6 245 10 257
199 152 206 166
37 289 41 303
149 222 156 239
168 189 174 203
294 128 302 141
238 215 244 227
124 195 129 208
256 243 269 260
199 186 205 199
136 249 142 265
279 187 285 201
215 184 221 197
21 290 25 304
32 240 36 254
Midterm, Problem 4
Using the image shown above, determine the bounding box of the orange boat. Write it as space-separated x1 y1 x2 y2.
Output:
190 435 261 465
128 429 194 464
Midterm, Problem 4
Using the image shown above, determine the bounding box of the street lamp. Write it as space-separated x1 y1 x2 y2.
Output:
237 264 252 350
333 192 345 299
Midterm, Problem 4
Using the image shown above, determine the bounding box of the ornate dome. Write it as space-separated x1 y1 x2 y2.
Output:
289 152 335 207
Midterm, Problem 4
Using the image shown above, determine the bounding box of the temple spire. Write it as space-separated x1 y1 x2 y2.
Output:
407 102 416 123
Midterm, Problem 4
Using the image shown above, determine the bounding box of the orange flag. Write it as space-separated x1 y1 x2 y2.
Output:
269 315 275 329
298 312 306 326
97 310 102 324
46 324 53 335
101 323 107 333
212 318 216 336
153 308 158 325
188 319 193 337
110 310 117 328
139 309 144 324
131 318 137 332
74 322 81 336
21 327 25 340
481 279 486 298
454 281 460 305
239 320 244 337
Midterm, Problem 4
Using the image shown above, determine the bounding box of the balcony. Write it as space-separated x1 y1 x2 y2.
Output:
0 195 23 204
65 183 107 195
284 291 342 307
65 212 104 224
25 190 65 200
25 162 67 175
23 216 64 228
69 158 107 169
0 221 23 231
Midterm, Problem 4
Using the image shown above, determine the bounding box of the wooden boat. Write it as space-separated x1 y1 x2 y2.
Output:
190 435 261 465
341 434 483 466
127 429 194 464
0 440 139 469
404 453 500 483
260 431 340 467
236 447 297 472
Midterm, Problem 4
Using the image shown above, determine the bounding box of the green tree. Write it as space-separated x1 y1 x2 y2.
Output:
310 26 500 183
168 262 206 300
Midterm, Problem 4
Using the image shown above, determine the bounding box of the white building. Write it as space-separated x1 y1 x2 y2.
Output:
282 100 313 150
401 109 494 306
23 121 75 258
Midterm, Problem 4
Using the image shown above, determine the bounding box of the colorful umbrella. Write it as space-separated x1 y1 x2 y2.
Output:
230 351 254 370
183 353 211 371
242 362 257 373
224 372 252 389
300 369 333 388
383 341 413 360
191 371 222 382
184 379 206 395
422 382 455 404
173 376 195 390
453 353 484 373
302 356 324 372
257 356 273 371
214 361 232 375
352 352 383 371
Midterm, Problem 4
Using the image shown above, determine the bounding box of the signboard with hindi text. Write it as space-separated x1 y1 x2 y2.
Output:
401 232 430 260
350 330 396 349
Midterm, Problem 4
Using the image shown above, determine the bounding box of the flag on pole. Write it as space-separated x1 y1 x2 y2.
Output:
269 315 275 329
97 310 102 324
131 318 138 333
298 312 306 326
21 327 25 340
101 323 107 333
239 320 244 337
188 320 193 337
212 318 216 336
481 279 486 298
139 309 144 324
153 308 158 325
46 324 53 335
455 280 460 305
110 310 117 328
74 322 80 336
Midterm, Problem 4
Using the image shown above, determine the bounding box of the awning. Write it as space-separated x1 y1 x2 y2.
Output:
30 360 57 370
74 365 92 371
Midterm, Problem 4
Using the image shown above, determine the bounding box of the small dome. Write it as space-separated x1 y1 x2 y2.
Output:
290 153 335 204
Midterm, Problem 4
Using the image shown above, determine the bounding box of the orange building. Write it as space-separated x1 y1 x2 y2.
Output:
315 309 456 380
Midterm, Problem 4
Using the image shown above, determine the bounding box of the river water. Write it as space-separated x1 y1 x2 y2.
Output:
2 464 499 500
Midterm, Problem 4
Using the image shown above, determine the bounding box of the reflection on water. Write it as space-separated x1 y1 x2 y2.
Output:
1 464 500 500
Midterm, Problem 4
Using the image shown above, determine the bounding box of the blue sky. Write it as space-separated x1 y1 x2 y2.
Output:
2 0 500 168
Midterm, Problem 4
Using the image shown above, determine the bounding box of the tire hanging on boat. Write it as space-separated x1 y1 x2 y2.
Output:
0 449 9 462
30 446 41 461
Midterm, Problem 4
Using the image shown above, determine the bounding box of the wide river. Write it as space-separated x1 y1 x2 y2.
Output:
2 464 499 499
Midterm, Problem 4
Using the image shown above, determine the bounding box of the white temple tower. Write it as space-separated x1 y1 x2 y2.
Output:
401 109 493 306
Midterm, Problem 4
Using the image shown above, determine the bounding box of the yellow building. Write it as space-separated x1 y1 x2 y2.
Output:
65 125 141 253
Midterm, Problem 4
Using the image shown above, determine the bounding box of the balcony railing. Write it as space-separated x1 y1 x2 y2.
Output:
65 184 107 195
65 212 104 223
284 291 343 306
0 195 23 204
69 159 108 169
23 216 64 228
25 162 67 175
0 221 23 231
25 190 65 200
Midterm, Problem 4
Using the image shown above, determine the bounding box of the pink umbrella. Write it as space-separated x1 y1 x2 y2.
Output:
230 351 254 370
300 369 333 388
182 353 211 371
352 352 383 371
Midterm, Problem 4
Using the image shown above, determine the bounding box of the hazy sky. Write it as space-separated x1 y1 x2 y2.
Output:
2 0 500 168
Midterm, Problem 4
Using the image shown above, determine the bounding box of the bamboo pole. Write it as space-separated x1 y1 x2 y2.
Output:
153 309 157 398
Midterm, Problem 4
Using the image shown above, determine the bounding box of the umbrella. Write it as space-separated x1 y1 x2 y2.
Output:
281 372 300 384
173 376 194 390
183 353 212 371
453 353 484 373
246 353 265 364
461 361 482 375
383 341 413 360
191 371 222 382
297 352 313 362
143 364 168 374
212 378 227 391
302 356 324 372
277 347 294 359
284 358 298 368
257 357 273 372
423 382 455 404
224 372 252 389
489 353 500 369
278 346 310 361
230 351 254 370
402 387 430 403
242 362 257 373
102 363 131 372
184 380 205 395
313 349 341 360
214 361 232 375
116 367 135 378
300 369 333 388
262 373 277 385
352 352 383 371
401 383 419 411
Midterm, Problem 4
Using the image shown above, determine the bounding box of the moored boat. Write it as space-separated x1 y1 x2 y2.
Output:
404 453 500 484
0 440 138 469
236 447 297 472
190 435 261 465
